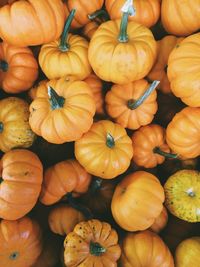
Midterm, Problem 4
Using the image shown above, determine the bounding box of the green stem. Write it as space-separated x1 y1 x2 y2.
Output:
118 12 129 43
88 9 109 21
0 122 3 133
59 9 76 52
127 80 160 110
48 86 65 110
89 178 103 194
106 133 115 148
0 60 8 72
153 147 178 159
90 242 106 256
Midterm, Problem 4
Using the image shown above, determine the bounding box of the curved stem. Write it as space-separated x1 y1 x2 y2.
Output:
88 9 110 21
48 86 65 110
153 147 178 159
89 178 103 194
0 60 8 72
59 9 76 52
106 133 115 148
127 80 160 110
90 242 106 256
0 122 3 133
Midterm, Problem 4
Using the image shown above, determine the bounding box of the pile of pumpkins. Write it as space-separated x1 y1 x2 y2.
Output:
0 0 199 266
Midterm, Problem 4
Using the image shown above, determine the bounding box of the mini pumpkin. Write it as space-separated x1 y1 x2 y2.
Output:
0 217 43 267
64 219 121 267
0 0 65 47
111 171 165 231
75 120 133 179
0 97 35 152
82 21 101 40
149 206 168 233
105 80 159 130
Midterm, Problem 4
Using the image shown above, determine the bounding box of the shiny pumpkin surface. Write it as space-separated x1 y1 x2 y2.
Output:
167 33 200 107
111 171 165 231
88 20 157 84
0 0 65 47
164 170 200 222
64 219 121 267
75 120 133 179
0 149 43 220
0 97 35 152
166 107 200 159
40 159 91 205
120 230 174 267
0 217 43 267
105 79 157 130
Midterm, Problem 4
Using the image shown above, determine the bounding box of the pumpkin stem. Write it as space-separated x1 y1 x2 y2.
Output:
153 147 178 159
67 193 93 220
59 9 76 52
127 80 160 110
118 0 136 43
9 252 19 260
186 188 196 197
89 178 103 194
0 122 3 133
90 242 106 256
48 86 65 110
88 9 110 21
0 60 8 72
106 133 115 148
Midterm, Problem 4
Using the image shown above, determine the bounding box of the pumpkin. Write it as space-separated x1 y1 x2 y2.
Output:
82 21 101 40
105 80 159 130
64 219 121 266
149 206 168 233
105 0 161 28
0 216 43 267
48 204 85 236
0 0 15 9
111 171 165 231
28 80 48 101
0 97 35 152
131 124 177 168
175 237 200 267
63 0 104 29
40 159 91 205
161 0 200 36
0 149 43 220
88 1 157 84
164 169 200 223
147 35 184 94
0 42 38 94
75 120 133 179
166 107 200 159
120 230 174 267
167 33 200 107
0 0 65 47
29 78 96 144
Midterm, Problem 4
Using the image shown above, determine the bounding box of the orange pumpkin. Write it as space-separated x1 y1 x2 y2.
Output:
0 42 38 93
161 0 200 36
75 120 133 179
39 10 91 80
0 217 43 267
64 219 121 266
0 0 65 47
29 78 96 144
88 2 157 84
167 33 200 107
40 159 91 205
0 149 43 220
82 21 101 40
0 97 35 152
148 35 184 94
131 124 177 168
105 80 158 130
111 171 165 231
120 230 174 267
166 107 200 159
105 0 161 28
149 206 168 233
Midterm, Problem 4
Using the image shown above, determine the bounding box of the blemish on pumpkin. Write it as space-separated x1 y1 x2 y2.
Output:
121 188 126 194
9 252 19 260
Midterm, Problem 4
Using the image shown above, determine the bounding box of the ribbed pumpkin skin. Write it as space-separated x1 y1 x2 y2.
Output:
40 159 91 205
0 97 35 152
149 206 168 233
0 149 43 220
167 33 200 107
166 107 200 159
0 42 38 93
0 217 43 267
111 171 165 231
82 21 100 40
161 0 200 36
105 79 157 130
88 20 157 84
105 0 161 28
120 230 174 267
0 0 65 47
